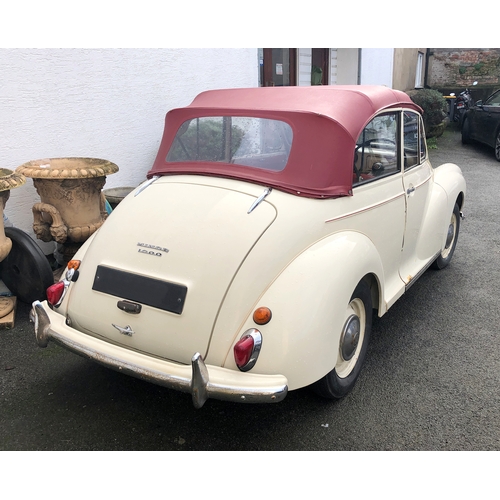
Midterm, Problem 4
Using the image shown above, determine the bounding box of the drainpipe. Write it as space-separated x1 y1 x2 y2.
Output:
357 49 362 85
424 48 432 89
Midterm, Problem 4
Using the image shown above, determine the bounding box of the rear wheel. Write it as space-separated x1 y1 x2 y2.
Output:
312 280 372 399
432 203 460 270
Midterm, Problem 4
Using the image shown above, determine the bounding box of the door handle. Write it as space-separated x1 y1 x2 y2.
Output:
407 186 416 195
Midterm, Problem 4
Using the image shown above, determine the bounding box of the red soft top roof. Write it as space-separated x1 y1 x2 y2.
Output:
149 85 422 198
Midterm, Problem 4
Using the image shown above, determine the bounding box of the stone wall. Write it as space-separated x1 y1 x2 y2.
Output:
427 48 500 99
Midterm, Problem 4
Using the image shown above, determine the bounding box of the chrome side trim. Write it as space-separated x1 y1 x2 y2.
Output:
409 175 432 191
325 192 404 223
248 187 272 214
134 176 159 197
31 301 288 409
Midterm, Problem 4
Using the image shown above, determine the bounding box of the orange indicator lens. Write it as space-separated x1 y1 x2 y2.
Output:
67 260 81 270
253 307 272 325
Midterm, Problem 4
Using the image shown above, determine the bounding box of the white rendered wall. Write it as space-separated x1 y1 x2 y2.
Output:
359 48 394 87
1 48 258 246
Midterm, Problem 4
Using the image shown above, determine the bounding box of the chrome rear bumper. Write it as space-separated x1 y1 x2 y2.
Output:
31 301 288 408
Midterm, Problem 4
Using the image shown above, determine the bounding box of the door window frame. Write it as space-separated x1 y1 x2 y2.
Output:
353 111 401 187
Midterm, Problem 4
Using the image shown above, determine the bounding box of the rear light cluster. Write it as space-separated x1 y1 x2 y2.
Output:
46 260 81 307
233 305 273 371
234 328 262 372
46 281 65 305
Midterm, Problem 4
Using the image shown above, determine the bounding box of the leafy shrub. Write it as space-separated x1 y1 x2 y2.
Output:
406 89 448 137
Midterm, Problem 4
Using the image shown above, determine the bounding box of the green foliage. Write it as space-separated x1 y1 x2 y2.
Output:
311 65 323 85
406 89 448 137
426 137 438 149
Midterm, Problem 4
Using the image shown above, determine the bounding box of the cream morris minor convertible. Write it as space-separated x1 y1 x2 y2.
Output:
31 86 466 408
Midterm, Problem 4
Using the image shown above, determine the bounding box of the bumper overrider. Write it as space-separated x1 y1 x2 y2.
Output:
30 301 288 409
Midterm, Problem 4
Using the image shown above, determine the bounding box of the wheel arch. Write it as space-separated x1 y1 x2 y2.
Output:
456 190 465 211
362 272 381 315
221 231 386 390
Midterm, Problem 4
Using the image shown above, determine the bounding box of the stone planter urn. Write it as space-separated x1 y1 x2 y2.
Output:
0 168 26 262
16 158 118 264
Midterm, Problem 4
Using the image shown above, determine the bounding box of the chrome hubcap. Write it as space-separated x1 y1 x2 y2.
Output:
340 315 360 361
441 213 457 259
445 223 454 248
336 297 366 379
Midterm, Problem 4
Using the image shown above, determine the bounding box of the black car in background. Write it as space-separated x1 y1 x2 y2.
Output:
462 89 500 161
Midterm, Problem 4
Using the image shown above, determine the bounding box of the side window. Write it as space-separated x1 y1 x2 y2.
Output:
353 113 399 186
404 111 426 169
485 91 500 106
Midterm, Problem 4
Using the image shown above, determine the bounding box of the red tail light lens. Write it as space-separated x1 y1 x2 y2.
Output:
233 329 262 372
46 281 65 306
234 335 255 368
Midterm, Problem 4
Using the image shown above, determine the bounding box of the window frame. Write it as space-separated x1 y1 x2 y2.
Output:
403 110 427 172
353 111 401 187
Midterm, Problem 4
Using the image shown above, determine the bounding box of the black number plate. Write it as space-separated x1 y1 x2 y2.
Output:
92 265 187 314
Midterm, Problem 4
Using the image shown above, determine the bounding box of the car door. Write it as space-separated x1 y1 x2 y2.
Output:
469 90 500 146
477 90 500 147
399 111 434 285
352 111 407 302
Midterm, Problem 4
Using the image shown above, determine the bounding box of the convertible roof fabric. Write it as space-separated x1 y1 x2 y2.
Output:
149 85 422 198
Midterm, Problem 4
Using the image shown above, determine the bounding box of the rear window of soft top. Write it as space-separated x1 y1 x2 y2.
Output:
166 116 293 172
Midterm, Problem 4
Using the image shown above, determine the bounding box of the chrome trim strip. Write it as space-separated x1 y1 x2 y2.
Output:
409 175 432 191
134 176 159 197
325 192 404 223
248 187 272 214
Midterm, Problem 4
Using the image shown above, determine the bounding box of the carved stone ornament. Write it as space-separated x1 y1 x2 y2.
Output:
16 157 119 180
16 158 118 262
